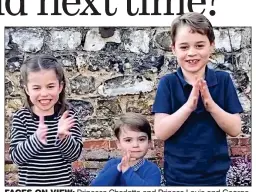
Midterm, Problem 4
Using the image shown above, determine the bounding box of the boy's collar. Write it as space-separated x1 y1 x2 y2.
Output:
176 64 218 87
131 158 145 171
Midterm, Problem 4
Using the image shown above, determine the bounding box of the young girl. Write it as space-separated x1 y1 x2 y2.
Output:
9 55 83 186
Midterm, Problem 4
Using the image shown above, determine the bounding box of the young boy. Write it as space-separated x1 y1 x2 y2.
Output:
152 12 243 186
90 113 161 186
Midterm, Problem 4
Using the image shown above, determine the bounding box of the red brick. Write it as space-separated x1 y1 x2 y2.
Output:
83 140 109 149
73 160 106 169
109 149 121 158
72 161 83 169
227 138 239 146
5 151 12 164
5 143 10 151
145 149 158 159
109 140 118 149
145 148 164 159
79 149 109 160
230 146 251 157
247 153 252 159
239 137 251 146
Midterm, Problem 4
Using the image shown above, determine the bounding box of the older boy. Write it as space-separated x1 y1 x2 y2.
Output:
152 12 243 186
91 113 161 186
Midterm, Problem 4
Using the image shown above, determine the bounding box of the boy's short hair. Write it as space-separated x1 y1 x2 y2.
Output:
170 12 215 45
114 113 152 140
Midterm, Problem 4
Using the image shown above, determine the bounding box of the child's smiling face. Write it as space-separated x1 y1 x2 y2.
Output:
25 69 63 116
172 25 215 76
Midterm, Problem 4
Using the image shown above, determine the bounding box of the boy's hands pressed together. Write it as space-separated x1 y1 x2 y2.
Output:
199 79 216 112
57 111 75 140
36 116 47 145
184 77 200 113
184 78 217 113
